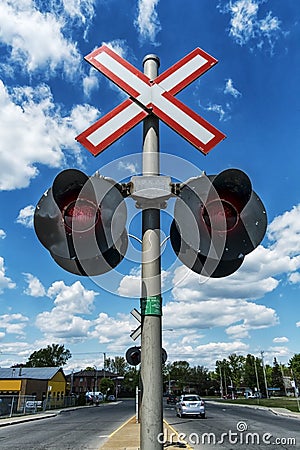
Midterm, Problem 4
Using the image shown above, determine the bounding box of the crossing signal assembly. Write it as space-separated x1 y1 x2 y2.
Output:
34 169 128 276
170 168 267 277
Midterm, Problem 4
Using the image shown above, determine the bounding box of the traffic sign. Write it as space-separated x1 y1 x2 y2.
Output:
130 308 141 341
76 45 226 156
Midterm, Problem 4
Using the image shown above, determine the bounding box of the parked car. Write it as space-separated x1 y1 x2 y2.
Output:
176 394 205 418
85 392 104 404
107 394 116 401
166 394 179 404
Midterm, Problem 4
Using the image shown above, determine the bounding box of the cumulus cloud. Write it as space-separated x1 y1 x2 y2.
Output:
0 313 29 336
90 312 134 349
0 257 16 293
273 336 289 343
16 205 35 228
23 273 46 297
0 82 99 190
35 280 98 341
166 339 249 368
135 0 161 44
47 280 97 315
118 268 169 297
163 299 278 339
0 0 81 78
0 229 6 239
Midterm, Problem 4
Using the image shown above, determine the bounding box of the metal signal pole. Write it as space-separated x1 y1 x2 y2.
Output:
140 54 163 450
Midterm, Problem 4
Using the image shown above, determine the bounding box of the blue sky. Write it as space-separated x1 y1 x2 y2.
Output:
0 0 300 372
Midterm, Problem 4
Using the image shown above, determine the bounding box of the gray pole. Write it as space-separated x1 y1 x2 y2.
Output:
261 351 269 399
140 53 163 450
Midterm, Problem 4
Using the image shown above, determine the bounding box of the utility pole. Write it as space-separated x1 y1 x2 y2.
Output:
261 351 269 399
103 352 106 379
140 53 163 450
254 357 260 395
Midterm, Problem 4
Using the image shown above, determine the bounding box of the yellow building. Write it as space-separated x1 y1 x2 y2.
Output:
0 367 66 404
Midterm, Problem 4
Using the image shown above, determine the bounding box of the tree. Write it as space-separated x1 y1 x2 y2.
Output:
105 356 128 375
189 365 211 395
289 353 300 386
100 377 115 396
271 357 284 392
167 361 191 393
26 344 71 367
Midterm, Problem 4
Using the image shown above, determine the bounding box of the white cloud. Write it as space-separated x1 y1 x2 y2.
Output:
118 268 141 297
219 0 283 54
273 336 289 343
23 273 46 297
267 204 300 256
201 102 231 122
35 280 98 341
101 39 128 58
16 205 35 228
0 313 29 336
166 339 249 369
0 229 6 239
90 312 134 348
0 257 16 293
163 299 278 339
135 0 161 44
83 68 100 98
118 161 139 175
288 272 300 284
0 0 82 78
36 311 91 340
118 268 169 297
0 82 99 190
224 78 242 98
47 280 97 315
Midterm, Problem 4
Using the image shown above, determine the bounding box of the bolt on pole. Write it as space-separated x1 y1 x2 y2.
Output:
140 53 163 450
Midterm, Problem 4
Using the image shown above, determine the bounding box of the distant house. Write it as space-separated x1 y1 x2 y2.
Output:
67 369 117 395
0 367 66 403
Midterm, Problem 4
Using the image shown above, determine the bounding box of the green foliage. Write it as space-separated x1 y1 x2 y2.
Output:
289 354 300 384
25 344 71 367
100 377 115 395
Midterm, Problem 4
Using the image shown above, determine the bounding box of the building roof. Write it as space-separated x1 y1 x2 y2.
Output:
70 369 117 378
0 367 65 380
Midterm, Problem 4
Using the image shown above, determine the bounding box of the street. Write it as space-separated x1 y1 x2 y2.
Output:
164 400 300 449
0 399 135 450
0 398 299 449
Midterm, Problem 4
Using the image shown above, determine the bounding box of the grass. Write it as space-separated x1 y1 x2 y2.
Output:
211 397 300 413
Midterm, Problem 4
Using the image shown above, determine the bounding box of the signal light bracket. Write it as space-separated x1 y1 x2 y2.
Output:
130 176 174 209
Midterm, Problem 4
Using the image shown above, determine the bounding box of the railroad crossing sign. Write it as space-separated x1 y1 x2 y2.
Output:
76 45 226 156
130 308 141 341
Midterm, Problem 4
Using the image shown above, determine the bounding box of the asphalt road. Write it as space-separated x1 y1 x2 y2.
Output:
164 400 300 449
0 399 135 450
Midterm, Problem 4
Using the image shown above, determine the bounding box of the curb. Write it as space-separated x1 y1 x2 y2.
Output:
207 400 300 419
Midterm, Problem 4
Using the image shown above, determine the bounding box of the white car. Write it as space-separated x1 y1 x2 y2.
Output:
176 394 206 418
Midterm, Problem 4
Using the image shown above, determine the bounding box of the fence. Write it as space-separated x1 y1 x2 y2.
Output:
0 395 77 419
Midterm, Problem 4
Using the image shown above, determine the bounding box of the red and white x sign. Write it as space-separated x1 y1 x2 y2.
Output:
76 45 225 156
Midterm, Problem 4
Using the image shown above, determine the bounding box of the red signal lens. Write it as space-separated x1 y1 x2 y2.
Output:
203 199 238 232
63 199 100 233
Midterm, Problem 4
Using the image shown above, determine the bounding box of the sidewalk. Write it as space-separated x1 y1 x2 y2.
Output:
99 415 192 449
